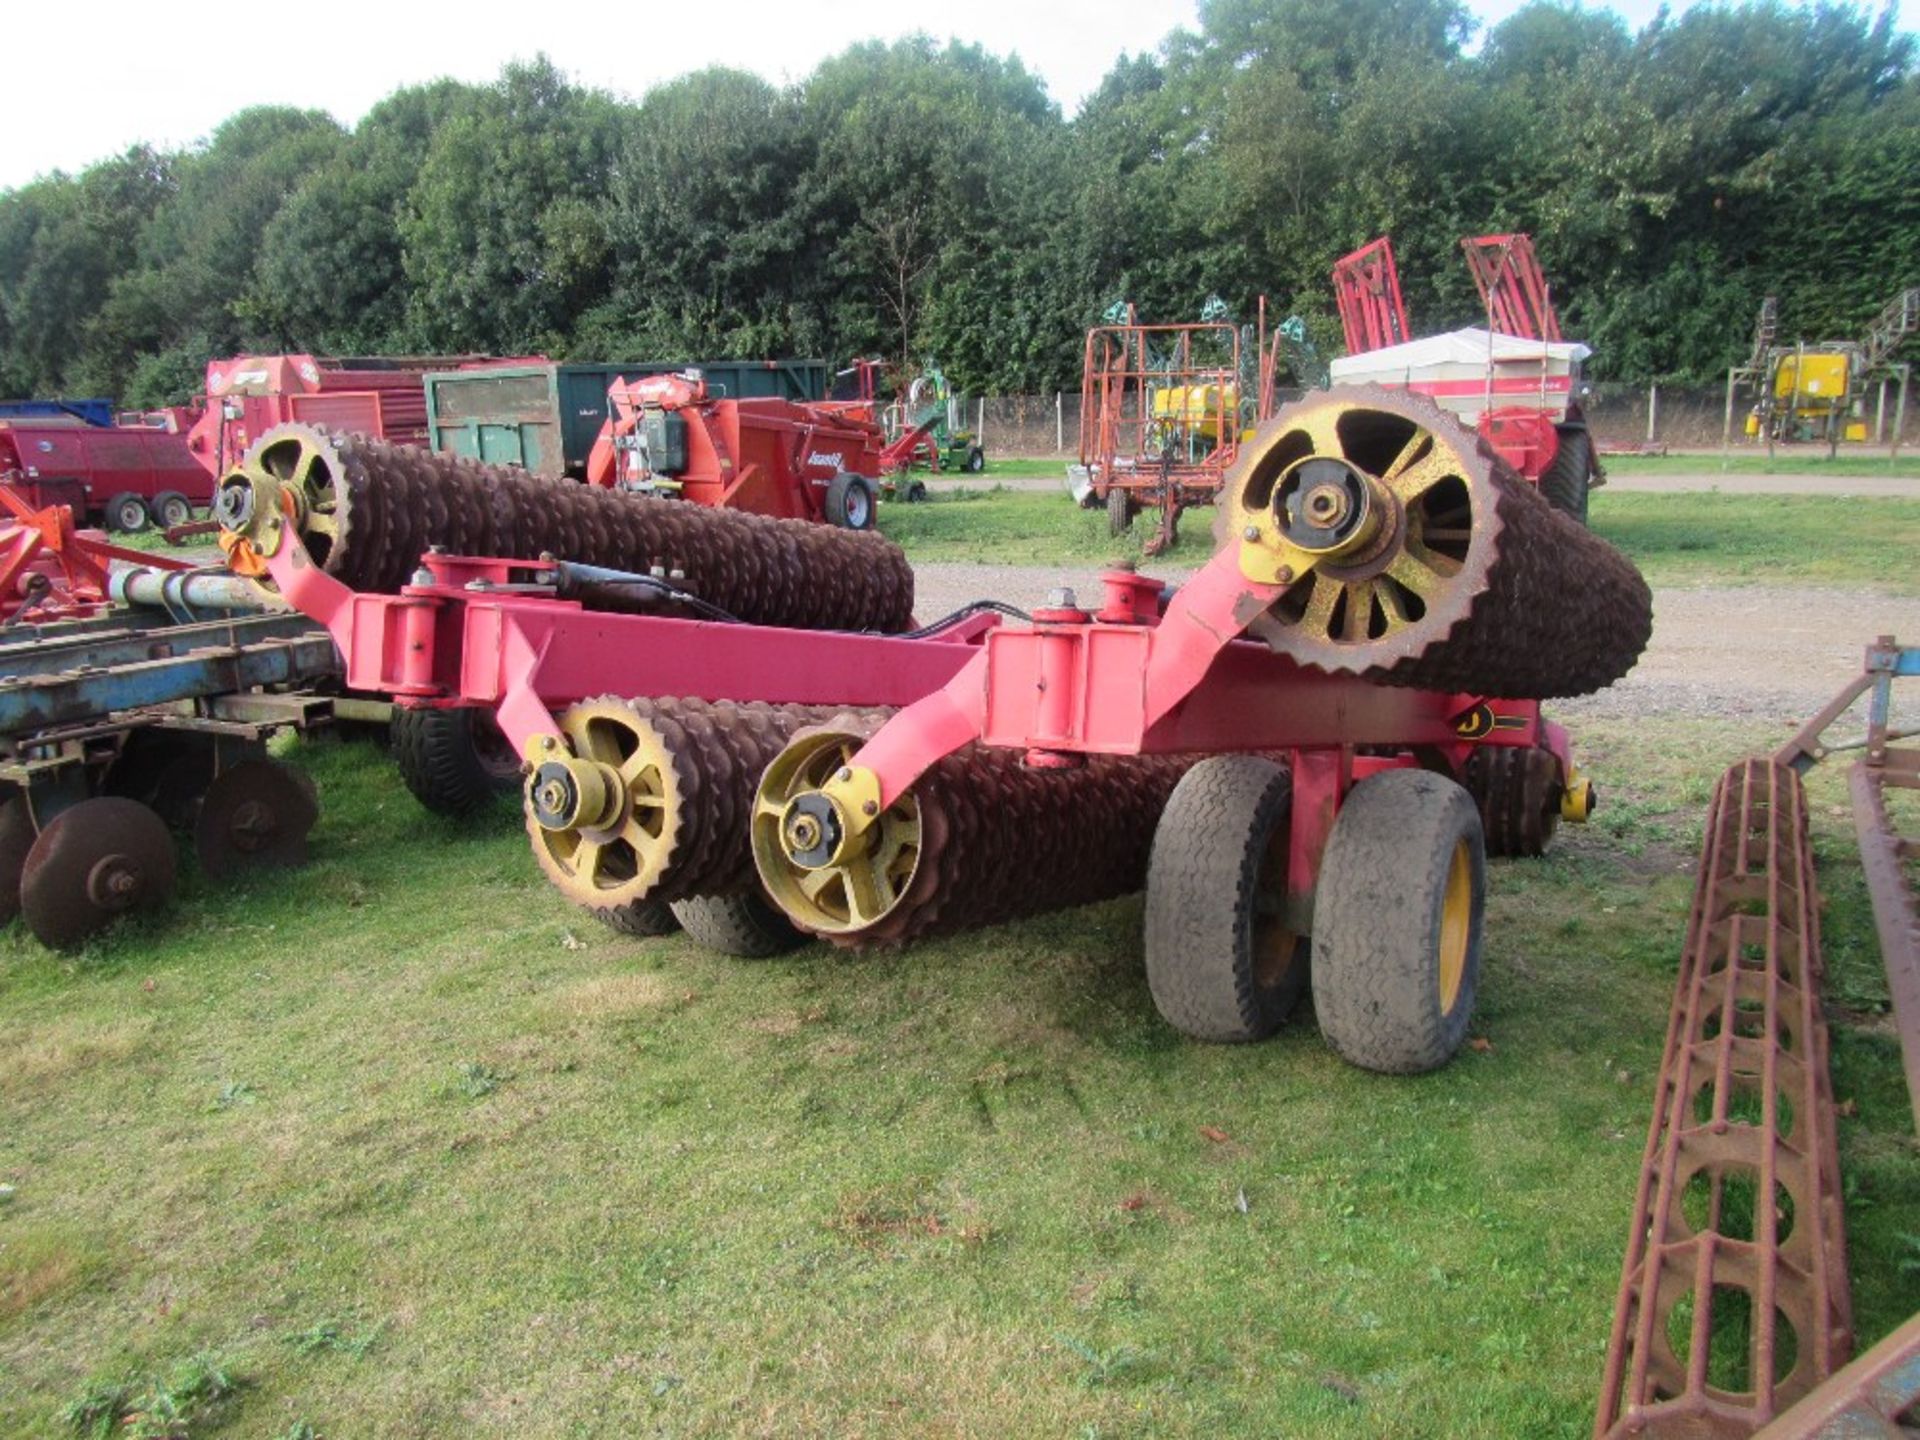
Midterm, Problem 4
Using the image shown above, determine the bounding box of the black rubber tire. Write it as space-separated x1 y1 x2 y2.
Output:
593 899 680 937
391 707 522 817
964 446 986 474
1538 425 1594 524
151 490 194 529
1107 485 1133 537
905 480 929 503
671 890 806 958
1311 768 1486 1074
1462 746 1562 858
1145 756 1310 1042
824 473 876 530
104 492 149 533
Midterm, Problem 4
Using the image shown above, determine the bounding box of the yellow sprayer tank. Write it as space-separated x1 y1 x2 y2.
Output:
1771 351 1851 415
1152 382 1239 442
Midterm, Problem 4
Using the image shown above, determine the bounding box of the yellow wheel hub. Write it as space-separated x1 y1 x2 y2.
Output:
525 699 681 908
751 730 923 935
1436 838 1472 1014
223 429 347 561
1220 388 1494 662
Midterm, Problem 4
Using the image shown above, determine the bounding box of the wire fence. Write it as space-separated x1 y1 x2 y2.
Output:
964 380 1918 458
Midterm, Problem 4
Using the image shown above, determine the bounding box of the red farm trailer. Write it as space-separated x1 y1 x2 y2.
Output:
0 414 211 532
582 371 887 529
185 354 539 480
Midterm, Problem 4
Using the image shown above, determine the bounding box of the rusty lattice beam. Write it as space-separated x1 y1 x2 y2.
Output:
1596 758 1853 1437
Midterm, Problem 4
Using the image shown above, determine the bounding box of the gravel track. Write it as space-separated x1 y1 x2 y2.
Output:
914 562 1920 725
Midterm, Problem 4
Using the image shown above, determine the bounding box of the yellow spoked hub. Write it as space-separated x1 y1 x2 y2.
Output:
1437 838 1473 1014
525 699 682 908
1220 387 1498 665
751 729 923 936
213 427 350 576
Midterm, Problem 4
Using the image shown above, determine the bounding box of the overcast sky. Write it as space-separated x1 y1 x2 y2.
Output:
1 0 1912 192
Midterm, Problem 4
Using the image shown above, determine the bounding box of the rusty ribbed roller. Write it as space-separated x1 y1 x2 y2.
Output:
524 696 846 932
218 424 916 633
1217 386 1652 699
1595 758 1852 1439
751 711 1198 947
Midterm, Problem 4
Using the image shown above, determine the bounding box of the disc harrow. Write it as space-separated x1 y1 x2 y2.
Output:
217 424 916 633
1220 385 1651 699
753 712 1199 947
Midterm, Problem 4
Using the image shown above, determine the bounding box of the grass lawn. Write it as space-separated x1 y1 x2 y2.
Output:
878 488 1920 592
1599 451 1920 478
1 714 1914 1438
974 452 1920 481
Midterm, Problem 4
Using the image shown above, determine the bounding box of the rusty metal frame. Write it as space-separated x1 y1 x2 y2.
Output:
1775 636 1920 1130
1596 758 1853 1436
1753 1310 1920 1438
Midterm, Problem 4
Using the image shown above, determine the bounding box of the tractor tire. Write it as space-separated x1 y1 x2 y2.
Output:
391 706 523 817
905 480 929 503
671 890 806 958
964 445 986 474
593 899 680 938
1145 756 1310 1042
1538 425 1594 524
1310 768 1486 1074
104 492 150 533
825 473 876 531
151 490 194 529
1107 485 1133 537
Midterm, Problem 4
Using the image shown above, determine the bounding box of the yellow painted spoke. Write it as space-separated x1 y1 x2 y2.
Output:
620 751 660 784
1404 536 1463 578
1339 581 1376 643
1297 408 1344 456
1376 581 1411 627
842 858 890 925
798 866 841 901
1386 454 1455 500
1380 429 1432 482
1385 550 1443 597
574 838 605 882
1301 574 1341 637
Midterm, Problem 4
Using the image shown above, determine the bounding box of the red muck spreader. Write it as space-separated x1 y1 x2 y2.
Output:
583 371 888 529
218 390 1651 1067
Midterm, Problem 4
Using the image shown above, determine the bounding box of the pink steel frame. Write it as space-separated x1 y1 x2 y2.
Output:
776 554 1565 923
254 531 1563 927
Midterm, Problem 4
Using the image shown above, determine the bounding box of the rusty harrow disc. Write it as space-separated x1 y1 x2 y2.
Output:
220 424 916 633
751 712 1198 947
19 796 176 950
526 696 838 933
1218 386 1651 699
1596 759 1852 1438
194 758 320 878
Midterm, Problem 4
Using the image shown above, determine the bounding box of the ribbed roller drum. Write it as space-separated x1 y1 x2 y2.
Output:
217 424 916 633
751 712 1198 947
524 696 844 933
1217 386 1651 699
